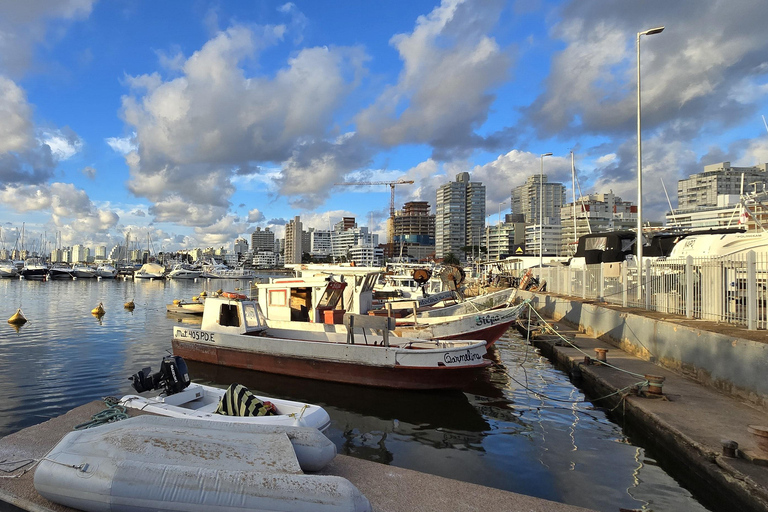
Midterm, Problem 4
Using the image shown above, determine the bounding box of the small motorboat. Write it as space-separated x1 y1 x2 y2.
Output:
134 262 166 279
167 263 202 279
72 263 98 279
119 356 331 432
166 298 205 315
96 263 118 278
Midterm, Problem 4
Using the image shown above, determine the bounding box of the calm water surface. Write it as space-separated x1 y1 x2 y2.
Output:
0 277 714 512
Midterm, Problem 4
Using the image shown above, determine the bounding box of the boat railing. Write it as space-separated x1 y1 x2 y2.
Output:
343 314 396 347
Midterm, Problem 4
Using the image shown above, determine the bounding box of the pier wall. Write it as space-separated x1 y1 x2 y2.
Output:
518 291 768 410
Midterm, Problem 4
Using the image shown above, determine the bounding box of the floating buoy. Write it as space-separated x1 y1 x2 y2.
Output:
8 308 27 325
215 288 223 295
191 296 198 301
200 291 207 297
92 302 105 316
124 300 135 310
173 299 181 305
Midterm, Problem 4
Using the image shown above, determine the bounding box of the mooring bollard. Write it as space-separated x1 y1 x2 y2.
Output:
644 374 666 395
594 348 608 363
721 440 738 458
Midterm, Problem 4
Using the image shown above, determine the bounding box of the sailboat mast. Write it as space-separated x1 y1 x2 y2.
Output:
571 151 577 245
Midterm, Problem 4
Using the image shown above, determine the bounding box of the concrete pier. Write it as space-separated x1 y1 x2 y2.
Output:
0 401 593 512
519 291 768 512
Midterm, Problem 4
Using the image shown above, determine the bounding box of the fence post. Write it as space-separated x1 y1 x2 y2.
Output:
582 268 586 299
566 265 571 296
748 251 757 330
686 255 694 318
599 263 605 301
644 259 651 310
622 261 628 307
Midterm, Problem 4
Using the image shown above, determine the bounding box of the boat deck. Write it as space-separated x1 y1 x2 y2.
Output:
0 401 594 512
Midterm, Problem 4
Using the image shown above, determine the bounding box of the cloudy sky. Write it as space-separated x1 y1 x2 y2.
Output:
1 0 767 253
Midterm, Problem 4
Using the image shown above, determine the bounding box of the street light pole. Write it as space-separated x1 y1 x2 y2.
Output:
636 26 664 299
539 152 553 269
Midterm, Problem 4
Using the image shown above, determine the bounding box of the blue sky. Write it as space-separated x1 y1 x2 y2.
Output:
1 0 767 253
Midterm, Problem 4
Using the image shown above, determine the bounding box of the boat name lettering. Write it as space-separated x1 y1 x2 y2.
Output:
475 314 502 326
177 329 215 342
443 349 482 364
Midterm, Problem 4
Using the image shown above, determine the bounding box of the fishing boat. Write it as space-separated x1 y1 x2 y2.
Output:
96 263 118 278
257 272 522 346
166 298 205 315
120 355 331 431
171 294 490 390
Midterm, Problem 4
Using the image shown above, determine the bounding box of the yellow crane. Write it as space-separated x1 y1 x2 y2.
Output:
334 178 415 249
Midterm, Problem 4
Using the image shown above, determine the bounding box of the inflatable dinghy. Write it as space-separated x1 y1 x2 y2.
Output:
35 416 370 512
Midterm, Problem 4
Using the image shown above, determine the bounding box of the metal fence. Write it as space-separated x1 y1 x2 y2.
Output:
534 251 768 330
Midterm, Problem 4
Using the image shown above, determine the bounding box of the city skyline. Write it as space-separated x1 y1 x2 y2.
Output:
1 1 767 252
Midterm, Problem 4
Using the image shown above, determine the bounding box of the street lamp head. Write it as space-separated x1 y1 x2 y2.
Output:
639 26 665 36
541 152 553 157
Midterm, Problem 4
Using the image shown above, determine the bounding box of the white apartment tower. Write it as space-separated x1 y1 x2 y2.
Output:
435 172 486 259
284 216 302 265
511 175 566 224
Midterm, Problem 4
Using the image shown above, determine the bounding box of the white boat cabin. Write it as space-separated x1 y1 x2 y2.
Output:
200 296 269 335
256 273 378 323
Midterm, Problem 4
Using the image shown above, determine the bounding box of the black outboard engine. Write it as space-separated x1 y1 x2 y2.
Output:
129 355 191 395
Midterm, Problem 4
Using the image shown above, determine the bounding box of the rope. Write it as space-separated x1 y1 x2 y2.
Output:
524 303 648 380
73 397 128 430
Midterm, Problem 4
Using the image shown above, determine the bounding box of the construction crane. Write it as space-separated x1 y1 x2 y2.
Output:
334 178 415 249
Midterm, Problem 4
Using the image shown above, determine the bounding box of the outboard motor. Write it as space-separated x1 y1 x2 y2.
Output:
129 355 191 395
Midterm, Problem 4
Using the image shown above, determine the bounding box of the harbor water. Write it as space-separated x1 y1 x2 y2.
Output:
0 277 714 512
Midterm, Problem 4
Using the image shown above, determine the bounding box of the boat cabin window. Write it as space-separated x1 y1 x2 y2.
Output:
219 304 240 327
584 237 609 251
317 281 346 309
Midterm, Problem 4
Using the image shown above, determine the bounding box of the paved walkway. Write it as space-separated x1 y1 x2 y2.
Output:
523 305 768 512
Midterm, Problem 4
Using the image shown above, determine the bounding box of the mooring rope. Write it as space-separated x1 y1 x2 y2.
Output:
73 397 128 430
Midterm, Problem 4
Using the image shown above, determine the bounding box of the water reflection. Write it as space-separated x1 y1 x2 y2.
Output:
0 277 715 512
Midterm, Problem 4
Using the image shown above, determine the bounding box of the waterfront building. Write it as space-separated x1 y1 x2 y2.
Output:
233 237 248 256
511 175 566 224
560 192 637 255
252 250 277 268
94 246 106 261
677 162 767 210
284 216 302 265
435 172 485 260
347 243 384 267
310 230 332 258
331 225 377 261
485 214 527 260
525 220 563 257
392 201 435 261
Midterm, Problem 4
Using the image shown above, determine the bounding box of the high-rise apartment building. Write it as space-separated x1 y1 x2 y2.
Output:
511 175 566 224
392 201 435 261
435 172 485 259
233 237 248 256
677 162 768 210
284 216 302 264
250 227 275 252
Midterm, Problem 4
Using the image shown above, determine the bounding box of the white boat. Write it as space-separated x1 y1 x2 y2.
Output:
171 294 490 390
96 263 118 278
258 272 522 347
19 258 48 280
0 260 18 278
166 298 205 315
71 263 98 279
34 415 370 512
665 228 768 259
200 258 257 279
47 262 73 279
120 382 331 431
134 262 165 279
168 263 202 279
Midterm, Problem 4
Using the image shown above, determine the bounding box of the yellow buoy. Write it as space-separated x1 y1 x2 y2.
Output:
216 288 223 295
191 296 198 301
200 291 207 297
92 302 105 316
8 308 27 325
173 299 181 305
124 300 135 310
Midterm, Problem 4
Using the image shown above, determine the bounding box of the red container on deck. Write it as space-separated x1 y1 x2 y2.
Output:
323 309 345 324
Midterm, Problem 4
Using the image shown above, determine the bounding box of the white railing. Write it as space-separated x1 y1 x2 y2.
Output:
535 251 768 330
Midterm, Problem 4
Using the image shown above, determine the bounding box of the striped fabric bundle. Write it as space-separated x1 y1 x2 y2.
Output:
215 383 276 417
